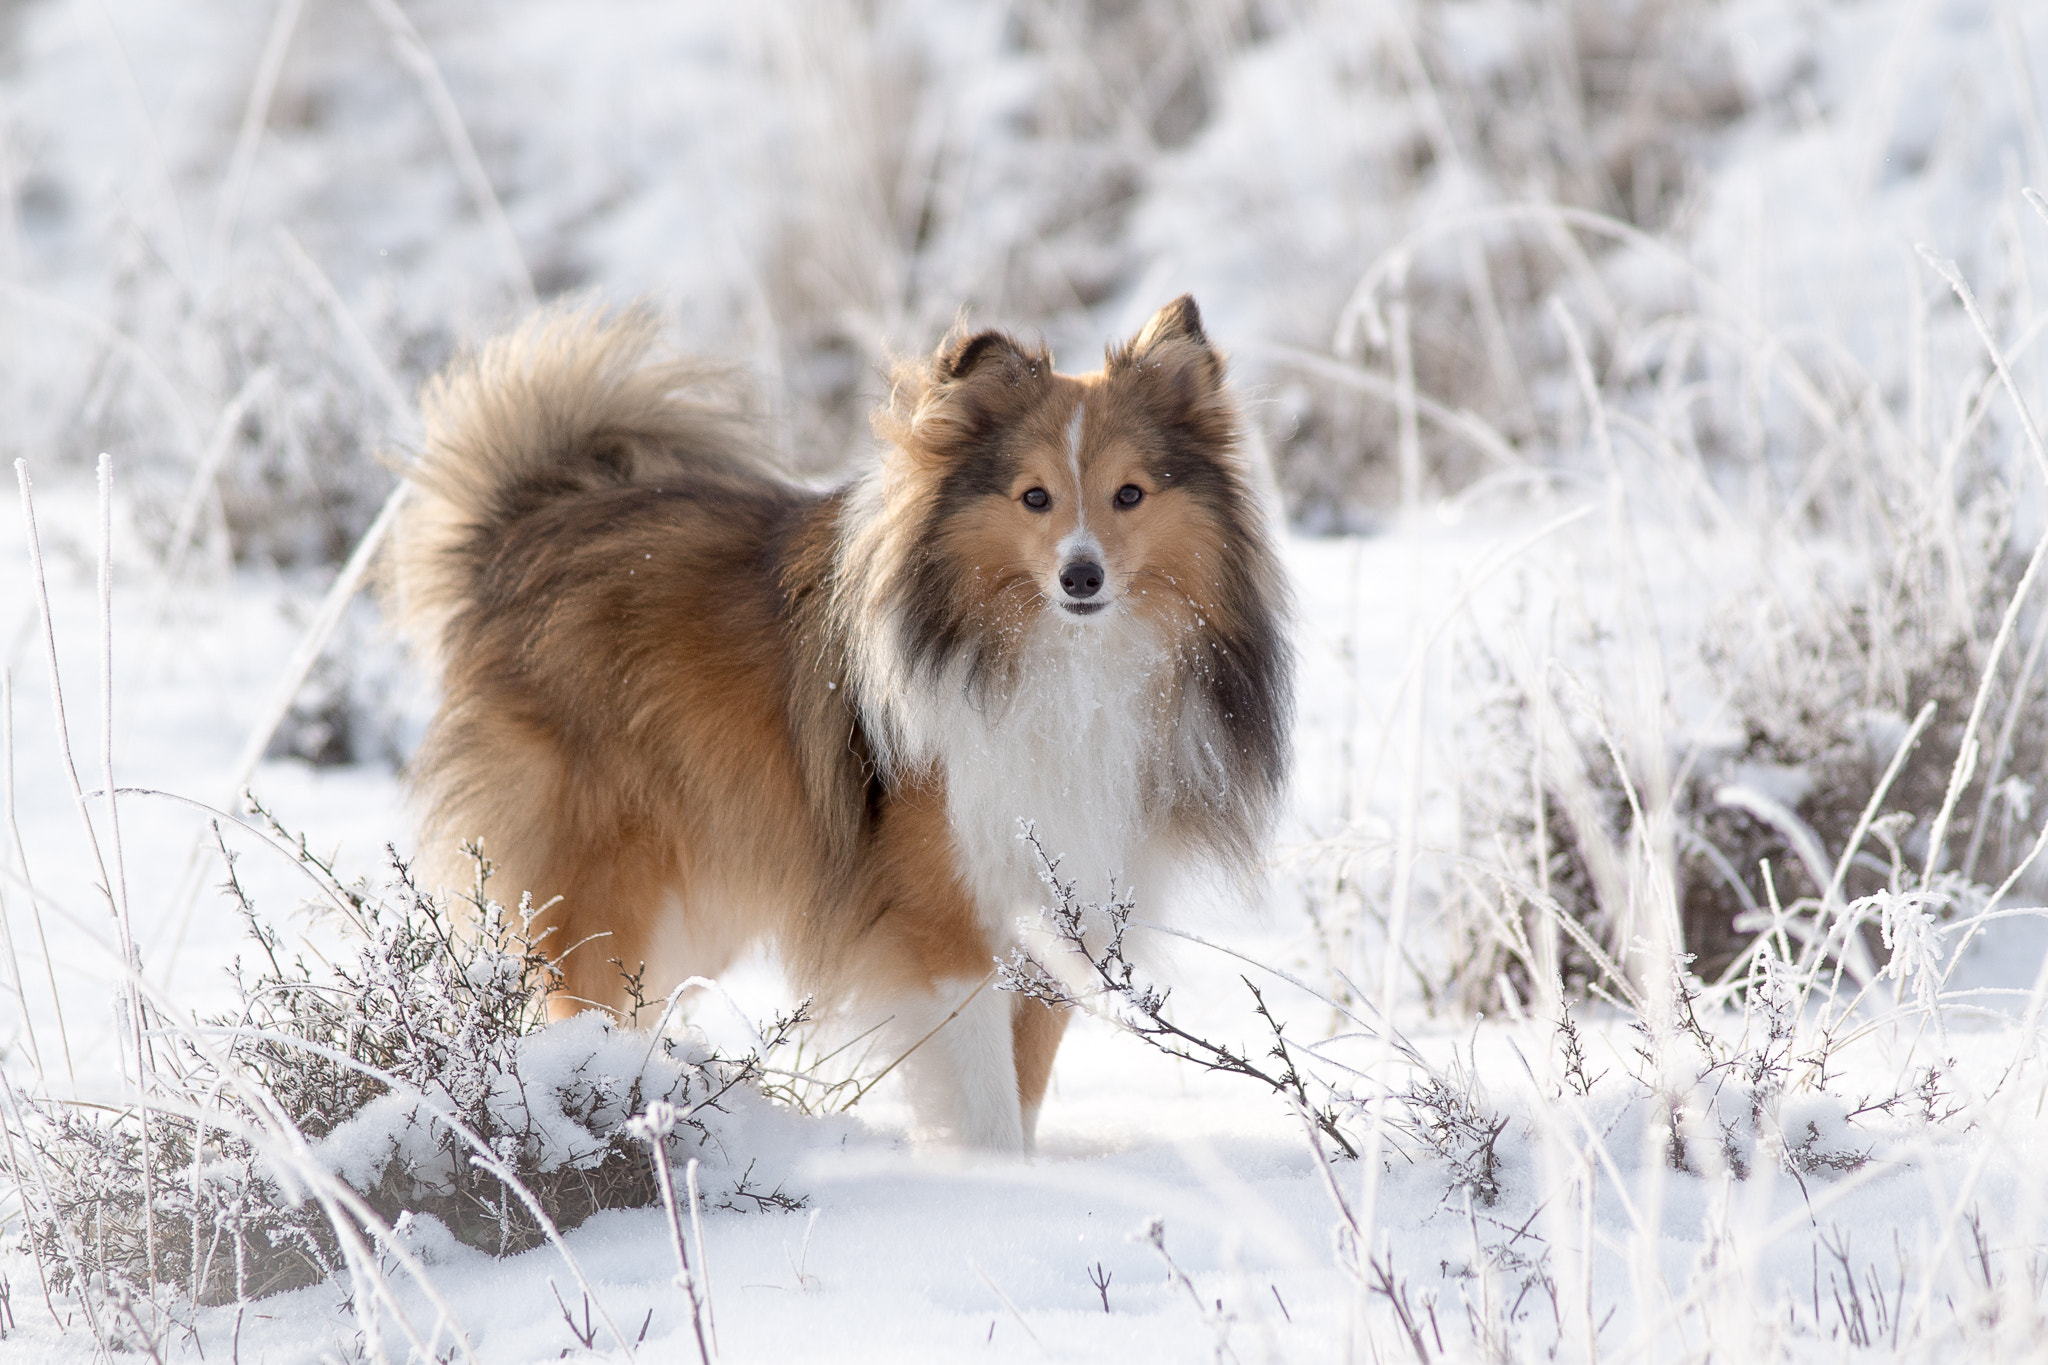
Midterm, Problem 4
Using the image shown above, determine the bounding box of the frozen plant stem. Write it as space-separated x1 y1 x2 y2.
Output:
630 1102 712 1365
1363 527 1431 1257
98 458 143 1020
153 366 273 604
1087 1260 1112 1312
1000 824 1358 1157
1918 244 2048 485
0 671 50 1080
100 456 159 1297
362 0 536 309
17 458 156 1292
1919 518 2048 892
1367 1251 1433 1365
15 464 121 985
223 480 410 810
685 1156 717 1355
970 1259 1046 1352
17 465 119 928
1143 1220 1237 1363
208 0 306 284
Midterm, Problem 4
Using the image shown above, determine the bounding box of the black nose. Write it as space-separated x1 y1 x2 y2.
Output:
1059 560 1104 599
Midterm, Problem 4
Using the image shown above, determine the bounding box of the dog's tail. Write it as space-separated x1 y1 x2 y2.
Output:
392 303 766 663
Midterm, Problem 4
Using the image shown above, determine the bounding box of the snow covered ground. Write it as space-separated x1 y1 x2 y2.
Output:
7 485 2038 1365
6 1 2048 1361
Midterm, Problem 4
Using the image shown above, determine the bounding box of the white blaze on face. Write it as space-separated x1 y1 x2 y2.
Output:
1057 399 1099 563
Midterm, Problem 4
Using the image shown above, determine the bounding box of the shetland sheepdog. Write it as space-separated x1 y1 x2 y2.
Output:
393 296 1292 1151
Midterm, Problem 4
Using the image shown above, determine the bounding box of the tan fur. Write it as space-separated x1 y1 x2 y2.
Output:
1012 996 1069 1118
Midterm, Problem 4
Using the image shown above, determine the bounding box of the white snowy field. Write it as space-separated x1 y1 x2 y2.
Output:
6 0 2048 1361
4 488 2047 1364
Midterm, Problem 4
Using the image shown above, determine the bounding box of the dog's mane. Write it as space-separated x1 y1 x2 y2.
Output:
834 306 1294 881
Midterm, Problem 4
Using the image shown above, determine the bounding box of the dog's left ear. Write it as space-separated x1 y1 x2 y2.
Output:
1108 295 1231 436
1129 294 1210 355
1111 294 1224 385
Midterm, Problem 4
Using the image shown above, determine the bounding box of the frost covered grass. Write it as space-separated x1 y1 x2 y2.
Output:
4 0 2048 1361
1010 771 2048 1359
0 519 809 1354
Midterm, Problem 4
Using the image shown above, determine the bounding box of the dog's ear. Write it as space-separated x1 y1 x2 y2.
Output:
937 328 1035 383
1110 295 1224 388
1107 296 1231 441
877 325 1050 460
1128 294 1210 356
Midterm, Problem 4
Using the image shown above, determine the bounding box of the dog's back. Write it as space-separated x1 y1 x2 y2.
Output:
393 308 863 1014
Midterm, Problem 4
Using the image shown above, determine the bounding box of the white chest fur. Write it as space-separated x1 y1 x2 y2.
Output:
891 616 1188 935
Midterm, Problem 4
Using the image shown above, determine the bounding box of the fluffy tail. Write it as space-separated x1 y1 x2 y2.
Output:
391 304 766 663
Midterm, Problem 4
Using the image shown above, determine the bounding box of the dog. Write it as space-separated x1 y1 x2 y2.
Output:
392 296 1292 1151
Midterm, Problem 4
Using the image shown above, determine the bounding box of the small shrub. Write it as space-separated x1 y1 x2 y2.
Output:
8 823 805 1322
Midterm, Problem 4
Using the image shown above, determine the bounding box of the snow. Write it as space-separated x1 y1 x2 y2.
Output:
5 0 2048 1361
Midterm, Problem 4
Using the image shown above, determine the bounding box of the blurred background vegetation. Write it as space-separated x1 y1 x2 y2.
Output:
6 0 2048 1009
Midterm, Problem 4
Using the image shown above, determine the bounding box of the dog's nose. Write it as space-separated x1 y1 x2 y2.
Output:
1059 560 1104 599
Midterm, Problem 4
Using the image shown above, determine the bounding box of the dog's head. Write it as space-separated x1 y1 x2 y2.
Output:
874 296 1259 646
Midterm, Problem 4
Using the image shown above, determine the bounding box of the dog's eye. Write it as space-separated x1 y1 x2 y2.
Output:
1022 487 1050 511
1115 484 1144 508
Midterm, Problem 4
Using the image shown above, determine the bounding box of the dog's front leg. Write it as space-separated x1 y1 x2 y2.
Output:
1013 993 1070 1151
898 975 1025 1152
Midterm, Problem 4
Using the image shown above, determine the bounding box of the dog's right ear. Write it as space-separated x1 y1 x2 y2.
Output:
877 326 1050 459
936 328 1035 383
